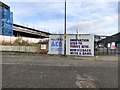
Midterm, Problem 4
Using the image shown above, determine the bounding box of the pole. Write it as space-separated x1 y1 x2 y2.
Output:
77 27 79 45
64 0 66 56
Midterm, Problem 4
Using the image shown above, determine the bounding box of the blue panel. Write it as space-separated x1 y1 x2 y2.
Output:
0 7 13 36
0 6 2 35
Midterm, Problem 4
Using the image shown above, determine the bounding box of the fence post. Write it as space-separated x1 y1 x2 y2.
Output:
107 47 108 55
114 48 116 55
103 47 104 55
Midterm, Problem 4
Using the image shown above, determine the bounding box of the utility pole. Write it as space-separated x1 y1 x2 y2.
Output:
64 0 66 56
77 27 79 40
77 27 79 45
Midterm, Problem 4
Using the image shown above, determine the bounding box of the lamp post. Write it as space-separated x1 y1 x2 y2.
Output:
64 0 66 56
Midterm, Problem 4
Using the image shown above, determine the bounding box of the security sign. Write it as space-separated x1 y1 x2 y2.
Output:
41 45 46 49
111 42 116 49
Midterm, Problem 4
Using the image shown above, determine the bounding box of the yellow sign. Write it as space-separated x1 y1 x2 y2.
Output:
64 34 67 36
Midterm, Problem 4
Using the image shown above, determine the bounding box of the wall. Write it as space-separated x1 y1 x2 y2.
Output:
0 45 37 52
48 34 94 56
0 35 49 43
37 41 49 54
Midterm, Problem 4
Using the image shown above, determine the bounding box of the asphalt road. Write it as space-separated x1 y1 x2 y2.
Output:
1 52 118 88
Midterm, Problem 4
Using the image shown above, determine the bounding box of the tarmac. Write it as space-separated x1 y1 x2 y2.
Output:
2 52 118 88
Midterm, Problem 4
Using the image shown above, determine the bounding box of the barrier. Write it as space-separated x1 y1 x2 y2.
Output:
0 45 37 52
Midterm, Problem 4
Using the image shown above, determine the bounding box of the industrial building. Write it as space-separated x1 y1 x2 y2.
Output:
13 24 51 38
98 32 120 47
0 2 50 38
95 32 120 55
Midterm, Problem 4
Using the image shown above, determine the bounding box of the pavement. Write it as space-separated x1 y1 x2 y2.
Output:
1 51 119 62
73 55 119 62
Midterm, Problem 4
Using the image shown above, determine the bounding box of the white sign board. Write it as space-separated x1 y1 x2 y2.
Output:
48 34 94 56
41 45 46 49
108 43 111 48
66 35 94 56
48 35 64 54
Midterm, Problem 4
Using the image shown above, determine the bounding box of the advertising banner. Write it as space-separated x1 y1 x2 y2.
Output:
48 35 64 54
66 34 94 56
48 34 94 56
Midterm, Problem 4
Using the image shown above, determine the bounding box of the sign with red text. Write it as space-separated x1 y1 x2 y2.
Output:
111 42 116 49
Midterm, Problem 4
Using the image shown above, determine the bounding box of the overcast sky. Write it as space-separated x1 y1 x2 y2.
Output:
1 0 119 36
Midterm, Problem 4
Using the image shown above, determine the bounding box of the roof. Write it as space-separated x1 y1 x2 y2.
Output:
13 24 51 35
0 2 10 10
98 32 120 43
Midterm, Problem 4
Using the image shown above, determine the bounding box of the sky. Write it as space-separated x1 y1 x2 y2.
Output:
0 0 119 36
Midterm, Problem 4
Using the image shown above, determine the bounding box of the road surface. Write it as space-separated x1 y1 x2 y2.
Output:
1 52 118 88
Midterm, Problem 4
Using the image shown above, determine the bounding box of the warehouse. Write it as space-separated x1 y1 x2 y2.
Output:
96 32 120 55
0 2 50 38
